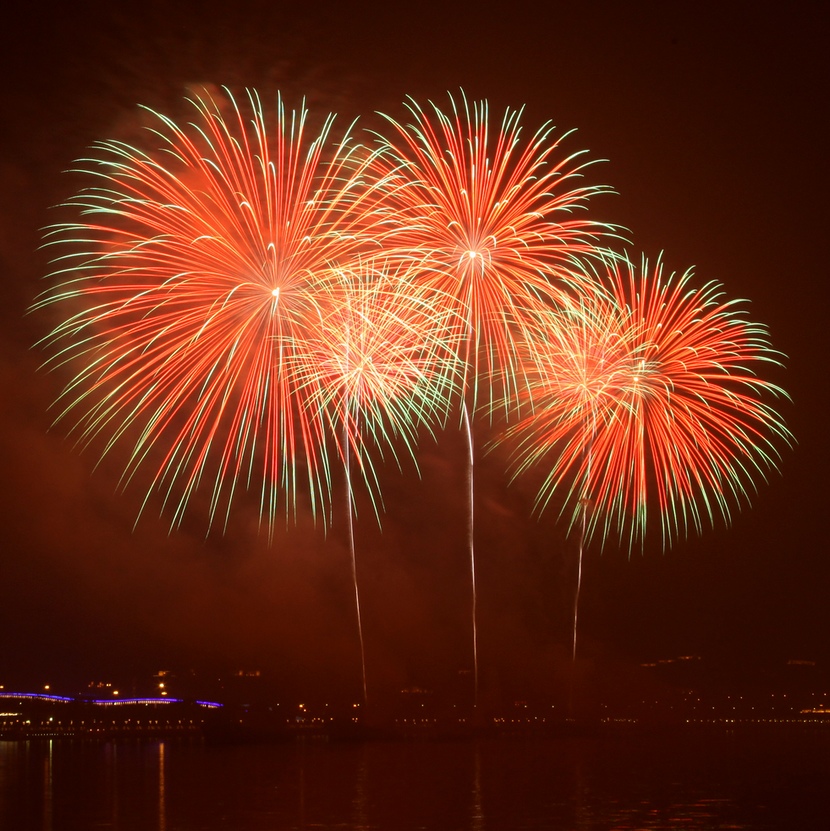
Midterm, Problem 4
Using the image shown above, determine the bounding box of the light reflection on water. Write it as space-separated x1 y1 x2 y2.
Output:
158 740 166 831
1 729 828 830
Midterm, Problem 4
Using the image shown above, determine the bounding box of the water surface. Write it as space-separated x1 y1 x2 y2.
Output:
2 728 828 829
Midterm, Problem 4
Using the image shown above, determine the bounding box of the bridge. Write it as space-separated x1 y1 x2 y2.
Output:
0 691 223 739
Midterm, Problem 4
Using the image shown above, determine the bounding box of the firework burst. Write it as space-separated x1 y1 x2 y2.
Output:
303 259 463 517
369 91 615 702
500 255 792 551
300 259 464 701
34 87 387 534
372 90 617 410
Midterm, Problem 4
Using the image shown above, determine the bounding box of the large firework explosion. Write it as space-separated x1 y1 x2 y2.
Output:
367 91 618 700
498 254 792 552
301 259 464 522
299 259 464 702
34 88 398 533
372 91 617 412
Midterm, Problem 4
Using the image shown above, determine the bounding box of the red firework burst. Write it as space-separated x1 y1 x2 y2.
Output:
371 91 616 411
35 88 386 532
499 255 791 549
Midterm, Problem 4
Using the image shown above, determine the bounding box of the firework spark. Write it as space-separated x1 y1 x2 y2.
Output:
34 87 386 534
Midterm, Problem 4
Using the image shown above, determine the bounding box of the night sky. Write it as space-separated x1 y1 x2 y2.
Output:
1 1 827 703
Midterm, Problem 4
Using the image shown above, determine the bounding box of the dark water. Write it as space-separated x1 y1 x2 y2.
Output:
2 729 828 830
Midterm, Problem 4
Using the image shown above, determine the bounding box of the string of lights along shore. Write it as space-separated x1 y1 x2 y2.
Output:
32 87 791 703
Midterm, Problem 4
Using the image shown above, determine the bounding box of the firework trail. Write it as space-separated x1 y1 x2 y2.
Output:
498 254 791 661
301 261 464 701
372 91 615 703
34 87 387 534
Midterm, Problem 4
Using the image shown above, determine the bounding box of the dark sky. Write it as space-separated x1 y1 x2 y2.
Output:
0 1 827 702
